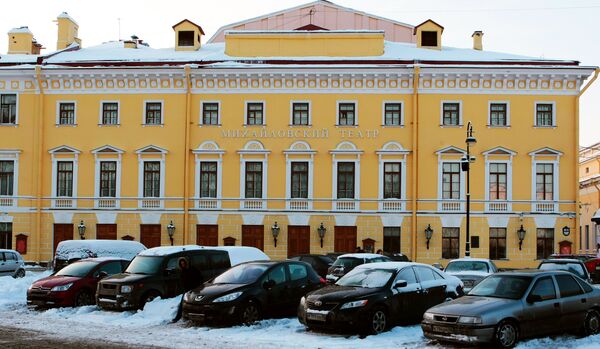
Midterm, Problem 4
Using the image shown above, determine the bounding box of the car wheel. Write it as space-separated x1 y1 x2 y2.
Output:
240 301 261 325
493 320 519 349
13 269 25 278
365 307 387 335
75 290 94 307
583 309 600 336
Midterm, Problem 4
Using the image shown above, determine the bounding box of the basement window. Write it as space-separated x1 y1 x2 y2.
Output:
178 31 194 46
421 31 438 47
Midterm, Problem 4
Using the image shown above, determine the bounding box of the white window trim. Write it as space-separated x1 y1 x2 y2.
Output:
51 156 79 208
0 150 20 202
98 100 120 126
332 159 360 200
534 101 557 127
289 100 312 126
56 100 77 126
381 101 404 127
285 158 314 209
239 156 268 209
378 159 407 211
531 159 560 212
487 101 510 127
244 101 266 126
437 160 465 211
194 158 223 205
0 93 19 126
440 100 463 127
137 155 166 209
199 101 221 126
142 100 164 126
94 156 122 208
336 100 358 126
484 159 513 212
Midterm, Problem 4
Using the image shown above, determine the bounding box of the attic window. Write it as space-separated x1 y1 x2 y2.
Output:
178 31 194 46
421 31 438 47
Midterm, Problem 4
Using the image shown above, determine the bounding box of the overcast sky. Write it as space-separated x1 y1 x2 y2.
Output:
1 0 599 146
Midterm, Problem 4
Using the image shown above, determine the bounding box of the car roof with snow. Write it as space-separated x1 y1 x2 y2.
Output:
71 257 129 263
447 258 493 263
541 258 584 264
138 245 269 266
338 253 388 259
138 245 203 256
0 249 22 254
355 261 429 271
54 240 147 260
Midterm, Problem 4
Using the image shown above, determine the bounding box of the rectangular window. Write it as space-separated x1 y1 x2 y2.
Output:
0 222 12 250
0 94 17 124
245 162 263 198
383 162 401 199
536 103 553 126
178 31 194 46
489 163 507 200
536 228 554 259
421 31 438 47
0 161 14 196
58 102 75 125
536 163 554 200
384 103 402 126
143 162 161 197
290 162 308 199
199 162 217 198
56 161 73 197
489 228 507 260
145 102 162 125
489 103 507 126
246 103 264 125
202 103 219 125
338 103 356 126
442 227 460 259
337 162 355 199
99 161 117 197
292 102 309 126
442 102 460 126
585 225 590 250
101 102 119 125
442 163 460 199
383 227 401 254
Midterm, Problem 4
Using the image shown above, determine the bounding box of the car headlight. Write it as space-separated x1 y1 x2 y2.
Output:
423 312 435 321
300 296 306 307
51 283 73 292
340 299 368 309
458 316 482 324
120 285 133 293
213 292 243 303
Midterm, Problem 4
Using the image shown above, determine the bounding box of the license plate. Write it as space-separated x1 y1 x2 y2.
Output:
306 311 327 322
433 325 454 334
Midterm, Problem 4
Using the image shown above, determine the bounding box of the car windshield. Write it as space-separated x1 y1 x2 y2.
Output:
125 256 163 275
55 261 98 277
539 262 586 279
318 256 334 264
445 261 489 273
468 275 532 299
336 268 394 288
213 264 270 284
332 257 363 269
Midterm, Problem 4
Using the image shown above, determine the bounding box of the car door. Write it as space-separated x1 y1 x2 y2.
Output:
4 252 18 274
414 266 446 311
0 252 7 275
391 266 422 323
262 264 292 314
522 276 561 337
287 263 311 306
164 256 182 297
556 274 588 330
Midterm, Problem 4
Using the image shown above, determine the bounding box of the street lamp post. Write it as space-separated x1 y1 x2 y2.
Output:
463 121 477 257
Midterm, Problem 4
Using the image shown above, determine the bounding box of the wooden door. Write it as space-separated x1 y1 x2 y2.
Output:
196 225 218 246
288 226 310 257
242 225 264 251
334 226 357 253
53 224 74 254
140 224 161 248
96 224 117 240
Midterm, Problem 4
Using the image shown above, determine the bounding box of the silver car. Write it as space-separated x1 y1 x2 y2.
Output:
0 249 26 278
422 270 600 348
443 258 498 292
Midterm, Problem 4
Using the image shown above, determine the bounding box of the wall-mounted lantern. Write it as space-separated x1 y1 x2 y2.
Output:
77 220 86 240
271 222 280 247
167 221 176 246
517 225 526 250
317 223 327 248
424 224 433 249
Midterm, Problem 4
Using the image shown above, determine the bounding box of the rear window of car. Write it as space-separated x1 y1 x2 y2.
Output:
289 263 308 281
445 261 489 273
575 277 594 293
555 274 583 298
94 261 123 277
332 257 362 269
539 262 586 279
210 251 230 269
415 266 436 282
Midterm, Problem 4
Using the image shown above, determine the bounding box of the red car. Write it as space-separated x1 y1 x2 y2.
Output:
27 258 129 307
550 253 600 283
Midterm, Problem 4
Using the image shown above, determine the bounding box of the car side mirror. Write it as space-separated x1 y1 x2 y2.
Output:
394 280 408 288
263 279 276 289
527 294 543 303
97 271 108 279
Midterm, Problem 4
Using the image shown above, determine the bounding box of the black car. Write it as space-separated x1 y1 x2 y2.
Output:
289 254 334 278
299 262 464 335
326 253 390 283
182 260 325 325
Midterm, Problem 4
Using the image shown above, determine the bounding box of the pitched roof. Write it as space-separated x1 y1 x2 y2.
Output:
172 19 205 35
413 19 445 34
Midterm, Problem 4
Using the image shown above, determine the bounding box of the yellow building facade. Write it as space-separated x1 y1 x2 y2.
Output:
579 143 600 254
0 8 597 268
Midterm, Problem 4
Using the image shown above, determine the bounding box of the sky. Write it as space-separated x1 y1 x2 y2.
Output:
1 0 599 146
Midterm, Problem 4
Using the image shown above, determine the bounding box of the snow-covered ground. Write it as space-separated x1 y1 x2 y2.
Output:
1 272 599 349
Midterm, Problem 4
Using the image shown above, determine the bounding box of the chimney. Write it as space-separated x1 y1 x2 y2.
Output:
7 26 43 54
472 31 483 51
55 12 81 50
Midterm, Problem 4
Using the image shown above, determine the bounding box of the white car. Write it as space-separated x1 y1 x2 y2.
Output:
442 258 498 292
325 253 390 283
0 249 26 278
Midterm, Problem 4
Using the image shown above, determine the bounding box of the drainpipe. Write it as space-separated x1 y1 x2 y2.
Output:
34 65 45 262
411 66 420 261
575 68 599 253
183 65 193 244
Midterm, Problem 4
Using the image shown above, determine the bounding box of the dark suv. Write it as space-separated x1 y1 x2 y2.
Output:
96 245 268 310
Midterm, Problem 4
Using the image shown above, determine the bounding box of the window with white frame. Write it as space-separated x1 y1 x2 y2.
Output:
0 161 14 196
535 163 554 200
245 162 263 198
383 103 402 126
290 162 309 199
441 102 460 126
144 102 162 125
56 161 74 197
337 162 355 199
201 102 219 125
489 102 508 127
291 102 310 126
0 94 17 125
99 161 117 197
58 102 76 125
199 161 218 198
442 163 461 199
489 163 507 200
246 103 264 125
101 102 119 125
535 103 554 127
383 162 402 199
143 161 161 197
337 102 356 126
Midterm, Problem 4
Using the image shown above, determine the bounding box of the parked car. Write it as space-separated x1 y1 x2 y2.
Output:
53 240 146 272
0 249 26 278
289 254 334 278
182 260 325 325
299 262 463 335
422 270 600 348
326 253 390 283
383 252 411 262
550 253 596 262
27 257 128 307
444 258 498 292
583 258 600 283
96 245 269 310
538 258 592 284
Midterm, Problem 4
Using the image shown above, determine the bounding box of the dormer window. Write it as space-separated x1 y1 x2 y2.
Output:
414 19 444 50
421 31 437 47
172 19 205 51
178 31 194 47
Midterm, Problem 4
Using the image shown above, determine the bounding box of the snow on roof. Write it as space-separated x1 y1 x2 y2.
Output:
338 253 387 259
8 26 33 34
0 54 39 64
57 12 78 25
138 245 202 256
225 29 385 35
210 246 270 266
54 240 146 261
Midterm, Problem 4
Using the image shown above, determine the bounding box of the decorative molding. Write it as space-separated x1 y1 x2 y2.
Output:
487 215 509 227
287 214 310 226
440 215 463 228
139 213 161 224
196 213 219 225
95 212 117 224
534 215 557 229
334 215 357 226
52 212 74 224
380 214 403 227
242 214 264 225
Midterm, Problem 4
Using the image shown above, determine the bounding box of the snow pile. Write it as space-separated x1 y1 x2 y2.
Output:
54 240 146 261
0 270 51 310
